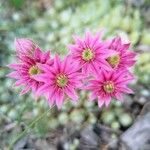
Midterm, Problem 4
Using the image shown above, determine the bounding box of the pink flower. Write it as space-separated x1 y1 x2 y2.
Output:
106 37 136 69
33 55 82 109
7 47 51 95
86 70 134 107
15 38 36 57
68 31 117 75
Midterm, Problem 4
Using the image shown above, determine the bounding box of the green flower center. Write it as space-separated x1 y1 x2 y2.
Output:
82 49 94 61
29 65 41 76
107 54 120 68
103 81 115 93
56 74 68 88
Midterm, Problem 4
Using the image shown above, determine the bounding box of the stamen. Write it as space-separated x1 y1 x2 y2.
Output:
107 55 120 68
56 74 68 88
82 48 94 61
29 65 41 76
103 81 115 93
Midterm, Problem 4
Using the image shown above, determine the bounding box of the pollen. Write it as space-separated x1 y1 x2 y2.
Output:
82 48 94 61
56 74 68 88
29 65 41 76
107 54 120 68
103 81 115 93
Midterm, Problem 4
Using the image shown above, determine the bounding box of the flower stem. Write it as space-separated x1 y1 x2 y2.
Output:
9 107 52 149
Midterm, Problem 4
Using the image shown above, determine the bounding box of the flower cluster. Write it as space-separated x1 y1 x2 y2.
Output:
7 31 136 109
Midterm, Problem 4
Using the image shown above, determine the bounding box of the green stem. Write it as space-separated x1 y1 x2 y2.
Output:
9 107 52 149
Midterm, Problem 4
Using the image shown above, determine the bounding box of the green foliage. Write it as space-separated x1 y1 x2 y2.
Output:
10 0 24 9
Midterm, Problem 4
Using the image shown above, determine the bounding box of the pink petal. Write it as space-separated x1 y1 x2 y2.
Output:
73 35 84 48
53 54 61 72
90 62 99 75
55 89 64 109
104 96 111 107
122 51 137 59
37 84 51 95
85 31 92 46
47 93 55 107
115 92 123 101
117 86 134 94
18 55 35 65
82 64 88 75
15 38 36 56
61 55 70 73
97 49 118 59
122 43 130 51
37 63 51 72
14 79 29 86
6 71 20 79
7 64 23 70
98 59 112 71
20 85 30 95
112 70 128 81
89 93 97 101
34 47 42 59
97 98 105 108
68 44 82 52
92 31 103 47
41 51 50 63
65 86 78 101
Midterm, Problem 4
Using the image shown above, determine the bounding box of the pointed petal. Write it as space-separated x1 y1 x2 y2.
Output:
20 85 30 95
37 84 51 95
98 49 118 58
117 86 134 94
98 59 112 71
65 86 78 101
98 98 105 108
34 47 42 59
104 96 111 107
14 79 28 86
68 44 82 52
53 54 61 72
90 62 100 75
7 64 23 70
115 92 123 101
32 74 49 82
47 92 55 107
85 31 92 46
6 71 20 79
37 63 51 72
55 89 64 109
73 35 84 47
89 93 97 101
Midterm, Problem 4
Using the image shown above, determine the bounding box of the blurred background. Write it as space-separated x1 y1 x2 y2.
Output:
0 0 150 149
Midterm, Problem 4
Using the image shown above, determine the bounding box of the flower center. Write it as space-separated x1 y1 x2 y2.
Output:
82 49 94 61
56 74 68 88
107 54 120 68
103 81 115 93
28 65 41 76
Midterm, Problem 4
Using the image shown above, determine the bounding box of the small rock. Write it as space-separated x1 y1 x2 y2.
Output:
78 126 100 150
121 112 150 150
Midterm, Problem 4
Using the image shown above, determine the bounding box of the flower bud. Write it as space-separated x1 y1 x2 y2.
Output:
15 38 36 56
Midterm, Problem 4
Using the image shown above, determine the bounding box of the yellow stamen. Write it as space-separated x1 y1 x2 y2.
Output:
28 65 41 76
56 74 68 88
103 81 115 93
82 48 94 61
107 55 120 68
